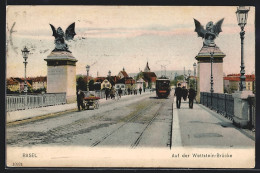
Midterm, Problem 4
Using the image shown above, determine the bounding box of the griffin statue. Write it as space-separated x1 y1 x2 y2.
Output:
49 23 76 52
194 18 224 46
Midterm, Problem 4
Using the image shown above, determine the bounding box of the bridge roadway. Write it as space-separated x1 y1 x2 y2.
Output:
6 90 254 148
6 91 172 148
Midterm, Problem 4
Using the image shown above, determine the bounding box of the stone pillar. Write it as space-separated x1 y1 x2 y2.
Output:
195 45 226 102
44 51 78 103
232 90 254 128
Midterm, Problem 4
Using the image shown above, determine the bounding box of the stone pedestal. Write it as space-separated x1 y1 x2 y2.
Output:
44 51 78 103
195 45 226 102
232 90 254 128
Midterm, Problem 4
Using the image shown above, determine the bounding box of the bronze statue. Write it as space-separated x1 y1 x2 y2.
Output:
49 23 76 52
194 18 224 46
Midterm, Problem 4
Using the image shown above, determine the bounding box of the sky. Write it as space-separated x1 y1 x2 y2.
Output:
6 6 255 78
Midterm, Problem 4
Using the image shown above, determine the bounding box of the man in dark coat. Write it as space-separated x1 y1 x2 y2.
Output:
76 89 85 111
188 85 196 109
174 83 183 109
105 88 110 100
182 86 188 101
118 88 122 98
139 87 142 95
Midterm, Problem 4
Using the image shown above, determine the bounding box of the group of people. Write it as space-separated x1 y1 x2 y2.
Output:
127 87 144 95
105 87 119 100
174 83 196 109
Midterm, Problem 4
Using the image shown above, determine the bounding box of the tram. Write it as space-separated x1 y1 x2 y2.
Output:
156 76 171 98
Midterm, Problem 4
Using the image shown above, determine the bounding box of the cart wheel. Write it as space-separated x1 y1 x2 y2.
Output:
95 100 99 109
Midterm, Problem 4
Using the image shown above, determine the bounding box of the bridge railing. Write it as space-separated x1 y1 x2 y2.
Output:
6 93 66 112
200 92 234 120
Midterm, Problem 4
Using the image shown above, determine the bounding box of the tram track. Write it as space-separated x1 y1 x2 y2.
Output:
91 101 157 147
131 102 166 148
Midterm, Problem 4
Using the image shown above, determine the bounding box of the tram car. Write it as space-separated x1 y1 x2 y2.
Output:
156 76 171 98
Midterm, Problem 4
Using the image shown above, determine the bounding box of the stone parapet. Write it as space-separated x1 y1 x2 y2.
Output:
232 90 254 128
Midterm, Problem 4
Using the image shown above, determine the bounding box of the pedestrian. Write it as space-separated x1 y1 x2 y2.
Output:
128 88 130 95
182 86 188 101
110 87 115 99
105 88 110 100
76 88 85 111
174 83 183 109
188 85 196 109
144 87 146 93
139 87 142 95
118 87 122 98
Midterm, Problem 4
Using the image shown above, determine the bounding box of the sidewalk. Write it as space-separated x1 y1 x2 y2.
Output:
6 91 153 123
172 100 255 148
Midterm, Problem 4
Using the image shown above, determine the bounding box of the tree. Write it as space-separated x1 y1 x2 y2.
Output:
172 75 185 86
89 80 95 91
77 77 87 91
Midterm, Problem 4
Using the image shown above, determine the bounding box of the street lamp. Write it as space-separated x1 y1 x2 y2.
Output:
210 46 216 107
21 46 30 95
193 62 197 91
210 46 215 94
188 70 191 88
86 65 90 91
236 6 250 91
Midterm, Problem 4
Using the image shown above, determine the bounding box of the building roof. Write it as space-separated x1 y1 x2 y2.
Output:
83 76 94 83
119 71 129 78
106 76 117 86
7 78 19 85
142 72 157 82
224 74 255 82
32 76 47 82
144 62 151 72
125 77 136 85
94 77 106 83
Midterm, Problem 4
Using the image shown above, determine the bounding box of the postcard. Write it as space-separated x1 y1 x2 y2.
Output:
6 6 255 168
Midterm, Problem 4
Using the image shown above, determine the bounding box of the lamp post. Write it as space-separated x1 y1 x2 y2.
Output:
193 62 197 92
210 46 215 107
236 6 250 91
86 65 90 91
188 70 191 88
108 70 111 77
210 47 215 94
21 46 30 95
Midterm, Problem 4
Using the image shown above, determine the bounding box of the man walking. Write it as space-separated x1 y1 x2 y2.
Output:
76 88 85 111
182 86 188 101
118 87 122 98
139 87 142 95
174 83 183 109
105 88 110 100
188 85 196 109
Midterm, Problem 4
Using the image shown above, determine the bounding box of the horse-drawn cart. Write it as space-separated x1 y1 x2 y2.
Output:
84 96 100 110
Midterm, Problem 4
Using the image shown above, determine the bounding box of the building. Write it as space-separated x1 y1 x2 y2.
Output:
223 74 255 93
32 76 47 90
7 78 20 92
136 62 157 89
118 68 129 79
13 77 32 92
136 78 145 90
101 79 112 90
